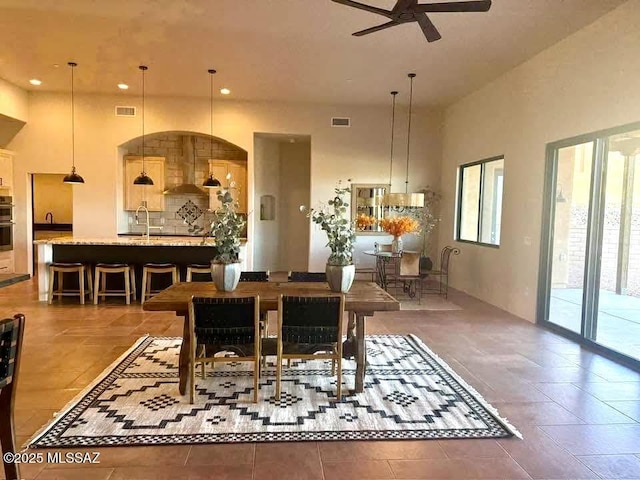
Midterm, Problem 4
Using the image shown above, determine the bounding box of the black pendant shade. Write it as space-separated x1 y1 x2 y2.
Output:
63 166 84 184
203 173 221 188
134 65 154 186
63 62 84 184
203 68 221 189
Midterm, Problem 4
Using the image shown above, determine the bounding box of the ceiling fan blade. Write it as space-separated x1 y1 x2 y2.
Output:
416 13 441 42
331 0 392 18
352 20 400 36
392 0 418 14
415 1 492 13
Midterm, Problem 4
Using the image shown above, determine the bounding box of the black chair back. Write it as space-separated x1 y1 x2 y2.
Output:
190 296 257 346
240 271 270 282
280 295 342 344
1 314 25 480
288 271 327 282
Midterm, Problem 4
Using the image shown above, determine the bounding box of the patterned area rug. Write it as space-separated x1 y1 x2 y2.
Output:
29 335 520 447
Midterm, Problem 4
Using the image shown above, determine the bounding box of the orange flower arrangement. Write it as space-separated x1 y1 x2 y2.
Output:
379 216 420 237
356 213 376 230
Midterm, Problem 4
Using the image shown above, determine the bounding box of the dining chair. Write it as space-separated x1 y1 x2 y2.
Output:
240 271 270 282
421 246 460 298
0 314 25 480
288 271 327 282
385 252 422 301
188 296 261 404
275 294 344 401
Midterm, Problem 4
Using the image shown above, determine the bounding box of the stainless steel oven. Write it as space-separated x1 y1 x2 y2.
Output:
0 196 14 251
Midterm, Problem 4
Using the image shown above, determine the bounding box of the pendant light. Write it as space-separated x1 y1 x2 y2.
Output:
133 65 154 185
63 62 85 184
382 91 398 207
203 68 221 188
385 73 424 209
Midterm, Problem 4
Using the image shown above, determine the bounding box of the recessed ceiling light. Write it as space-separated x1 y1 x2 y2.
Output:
117 83 129 90
220 88 231 95
29 79 42 86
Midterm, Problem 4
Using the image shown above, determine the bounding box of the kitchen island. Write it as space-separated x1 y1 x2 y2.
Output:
34 236 247 302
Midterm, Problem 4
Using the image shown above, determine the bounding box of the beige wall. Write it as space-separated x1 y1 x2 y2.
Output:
439 0 640 321
0 78 28 122
33 174 73 224
9 93 442 273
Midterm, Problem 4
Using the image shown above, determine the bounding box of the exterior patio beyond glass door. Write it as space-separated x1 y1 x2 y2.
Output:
548 142 594 334
596 131 640 361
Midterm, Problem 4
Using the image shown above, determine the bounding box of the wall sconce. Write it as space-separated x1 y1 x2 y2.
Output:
556 186 566 203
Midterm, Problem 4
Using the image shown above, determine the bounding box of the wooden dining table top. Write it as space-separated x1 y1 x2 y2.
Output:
142 281 400 314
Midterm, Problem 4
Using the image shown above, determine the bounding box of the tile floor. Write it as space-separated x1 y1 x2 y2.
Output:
1 277 639 480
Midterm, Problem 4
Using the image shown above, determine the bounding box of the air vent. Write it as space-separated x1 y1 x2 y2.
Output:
331 117 351 127
115 106 136 117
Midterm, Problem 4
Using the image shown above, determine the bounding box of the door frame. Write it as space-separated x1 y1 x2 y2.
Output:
537 120 640 370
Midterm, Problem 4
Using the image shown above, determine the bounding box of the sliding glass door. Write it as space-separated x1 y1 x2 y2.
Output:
540 123 640 364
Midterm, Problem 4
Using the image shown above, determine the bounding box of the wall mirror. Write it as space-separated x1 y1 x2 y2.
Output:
351 183 388 235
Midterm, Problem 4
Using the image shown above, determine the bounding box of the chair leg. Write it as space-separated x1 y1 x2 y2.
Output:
47 268 55 305
336 356 342 400
124 268 131 305
190 351 196 405
331 359 336 376
141 268 148 305
79 267 85 305
93 269 101 304
86 266 93 301
58 271 64 301
130 268 137 301
253 356 260 403
172 267 179 285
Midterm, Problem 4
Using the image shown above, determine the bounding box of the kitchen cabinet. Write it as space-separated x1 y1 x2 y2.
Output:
124 156 165 211
208 160 247 213
0 251 14 274
0 149 13 191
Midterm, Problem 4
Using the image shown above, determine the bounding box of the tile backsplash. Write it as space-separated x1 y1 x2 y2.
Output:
123 132 247 236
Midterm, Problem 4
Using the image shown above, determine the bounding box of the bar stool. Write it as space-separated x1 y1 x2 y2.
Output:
141 263 179 304
186 264 211 282
48 262 93 305
93 263 136 305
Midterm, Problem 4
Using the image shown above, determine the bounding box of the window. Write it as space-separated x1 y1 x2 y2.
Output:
456 156 504 246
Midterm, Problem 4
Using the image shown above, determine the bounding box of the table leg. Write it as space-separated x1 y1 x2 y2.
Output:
342 311 356 359
355 313 366 393
178 314 190 395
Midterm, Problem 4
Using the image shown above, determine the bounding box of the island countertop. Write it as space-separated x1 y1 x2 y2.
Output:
33 236 236 247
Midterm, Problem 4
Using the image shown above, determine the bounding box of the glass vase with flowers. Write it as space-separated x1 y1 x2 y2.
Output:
379 216 420 253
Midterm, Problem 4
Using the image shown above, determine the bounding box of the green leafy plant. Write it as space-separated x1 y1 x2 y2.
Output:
409 186 441 257
302 180 356 266
208 190 246 264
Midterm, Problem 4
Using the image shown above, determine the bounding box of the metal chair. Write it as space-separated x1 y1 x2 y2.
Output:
275 295 344 400
421 246 460 298
0 314 25 480
188 296 261 404
288 271 327 282
385 251 422 301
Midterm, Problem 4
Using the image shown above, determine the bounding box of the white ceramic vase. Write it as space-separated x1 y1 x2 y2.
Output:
210 262 241 292
326 264 355 293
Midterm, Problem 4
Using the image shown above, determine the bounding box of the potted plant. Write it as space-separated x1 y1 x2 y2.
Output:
208 189 246 291
302 180 357 292
410 186 441 270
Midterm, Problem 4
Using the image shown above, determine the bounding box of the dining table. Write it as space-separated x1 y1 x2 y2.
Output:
142 280 400 395
364 249 419 290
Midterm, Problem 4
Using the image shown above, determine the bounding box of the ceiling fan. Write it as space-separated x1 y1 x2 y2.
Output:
331 0 492 42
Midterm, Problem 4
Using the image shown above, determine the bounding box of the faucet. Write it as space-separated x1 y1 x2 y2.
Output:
45 212 54 224
134 203 163 240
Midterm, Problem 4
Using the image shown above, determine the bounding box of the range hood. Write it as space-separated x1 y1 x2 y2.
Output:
163 136 207 196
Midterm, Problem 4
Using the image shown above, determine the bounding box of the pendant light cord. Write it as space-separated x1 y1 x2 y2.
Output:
69 62 76 170
405 73 416 194
140 65 147 174
209 69 216 161
389 91 398 188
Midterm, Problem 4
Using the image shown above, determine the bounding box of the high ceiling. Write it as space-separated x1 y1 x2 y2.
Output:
0 0 628 107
